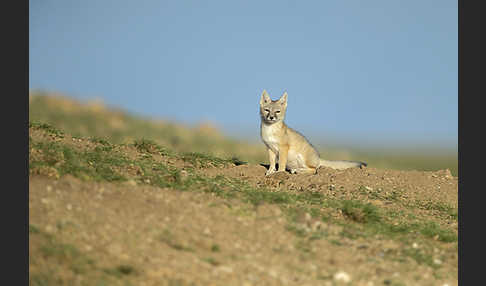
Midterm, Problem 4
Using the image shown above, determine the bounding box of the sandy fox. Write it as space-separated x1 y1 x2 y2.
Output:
259 90 367 175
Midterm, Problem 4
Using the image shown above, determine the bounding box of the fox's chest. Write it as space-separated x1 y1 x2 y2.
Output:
261 124 282 153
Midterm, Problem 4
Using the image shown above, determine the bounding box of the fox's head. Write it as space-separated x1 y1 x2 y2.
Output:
259 90 288 124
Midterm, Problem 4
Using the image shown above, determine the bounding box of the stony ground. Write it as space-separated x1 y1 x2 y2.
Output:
29 123 458 286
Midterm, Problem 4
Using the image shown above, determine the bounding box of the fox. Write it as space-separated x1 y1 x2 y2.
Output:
259 90 367 175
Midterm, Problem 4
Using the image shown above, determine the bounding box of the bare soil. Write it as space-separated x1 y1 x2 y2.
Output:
30 169 457 286
29 123 458 286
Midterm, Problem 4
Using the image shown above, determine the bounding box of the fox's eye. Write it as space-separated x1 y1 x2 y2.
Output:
275 110 280 113
264 109 270 113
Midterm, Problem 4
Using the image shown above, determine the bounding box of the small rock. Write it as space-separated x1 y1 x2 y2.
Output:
46 185 52 192
304 213 312 221
66 204 72 210
217 265 233 273
433 258 443 265
412 242 419 249
364 186 373 191
124 180 137 187
203 227 211 235
180 170 189 180
333 271 351 283
311 221 322 231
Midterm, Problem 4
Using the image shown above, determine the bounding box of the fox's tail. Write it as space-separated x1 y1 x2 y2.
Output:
319 159 367 170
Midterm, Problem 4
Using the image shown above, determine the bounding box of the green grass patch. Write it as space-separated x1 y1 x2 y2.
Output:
103 265 137 277
413 200 458 220
419 222 457 242
211 244 221 252
180 152 231 168
158 229 194 252
201 257 220 266
340 200 381 224
29 121 65 138
30 140 129 182
89 136 111 146
31 228 95 275
134 138 167 155
402 248 439 269
29 224 40 234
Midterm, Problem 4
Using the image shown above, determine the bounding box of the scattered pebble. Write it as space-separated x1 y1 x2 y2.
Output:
311 221 322 231
304 213 312 221
333 271 351 283
124 180 137 187
216 265 233 274
203 227 212 235
412 242 419 249
180 170 189 180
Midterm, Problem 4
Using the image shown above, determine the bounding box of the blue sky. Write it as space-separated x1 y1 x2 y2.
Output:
29 0 457 149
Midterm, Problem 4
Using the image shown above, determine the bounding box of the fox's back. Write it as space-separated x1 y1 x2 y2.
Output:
285 125 321 167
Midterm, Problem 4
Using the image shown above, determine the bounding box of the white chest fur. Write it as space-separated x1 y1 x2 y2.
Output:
260 123 281 154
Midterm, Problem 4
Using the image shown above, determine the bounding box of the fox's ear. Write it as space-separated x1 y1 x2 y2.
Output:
278 92 288 107
260 90 271 105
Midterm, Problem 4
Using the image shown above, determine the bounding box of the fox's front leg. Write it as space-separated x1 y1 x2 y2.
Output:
266 148 277 176
278 145 289 172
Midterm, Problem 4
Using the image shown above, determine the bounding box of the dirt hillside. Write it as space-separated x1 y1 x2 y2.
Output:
29 91 458 176
29 122 458 286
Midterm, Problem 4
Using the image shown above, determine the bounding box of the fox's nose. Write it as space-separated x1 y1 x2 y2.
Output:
269 116 274 120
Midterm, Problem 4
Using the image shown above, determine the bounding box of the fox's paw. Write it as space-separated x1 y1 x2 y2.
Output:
265 169 276 176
